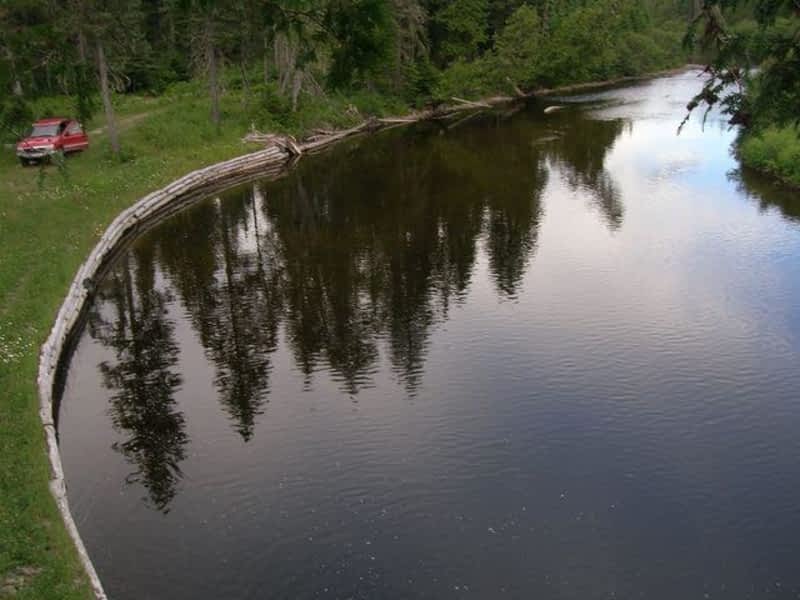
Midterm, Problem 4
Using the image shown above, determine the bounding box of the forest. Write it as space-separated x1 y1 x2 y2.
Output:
0 0 800 182
2 1 796 182
0 0 696 153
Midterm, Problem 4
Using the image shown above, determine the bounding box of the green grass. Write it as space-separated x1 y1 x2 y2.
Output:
0 84 410 598
739 125 800 188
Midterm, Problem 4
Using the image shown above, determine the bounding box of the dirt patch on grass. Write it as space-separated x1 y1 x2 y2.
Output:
89 110 159 136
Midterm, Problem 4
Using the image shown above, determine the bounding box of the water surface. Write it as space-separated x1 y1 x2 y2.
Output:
59 71 800 599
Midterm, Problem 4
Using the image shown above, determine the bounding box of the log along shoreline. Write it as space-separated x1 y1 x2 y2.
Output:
39 64 699 599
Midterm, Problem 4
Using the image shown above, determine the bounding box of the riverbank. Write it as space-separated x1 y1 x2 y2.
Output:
0 64 709 599
738 126 800 189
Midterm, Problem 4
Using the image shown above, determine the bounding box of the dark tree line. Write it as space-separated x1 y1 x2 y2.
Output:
1 0 693 151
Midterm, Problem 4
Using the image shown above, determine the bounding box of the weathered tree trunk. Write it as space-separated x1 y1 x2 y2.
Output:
4 48 24 96
206 17 221 129
96 40 121 156
263 32 270 86
274 32 297 96
291 70 303 112
273 35 282 91
691 0 702 20
241 61 251 108
541 0 551 30
78 29 88 63
239 37 251 108
274 34 286 93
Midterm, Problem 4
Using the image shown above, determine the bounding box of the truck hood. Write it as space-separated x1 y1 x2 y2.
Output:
17 136 55 148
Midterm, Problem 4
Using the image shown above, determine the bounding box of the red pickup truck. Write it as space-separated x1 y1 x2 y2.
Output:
16 117 89 165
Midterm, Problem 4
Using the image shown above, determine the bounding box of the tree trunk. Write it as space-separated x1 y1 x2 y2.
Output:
78 29 88 63
263 32 270 86
96 40 121 157
274 34 285 93
240 41 250 108
291 70 303 112
206 17 221 129
5 48 23 96
275 33 296 96
692 0 702 20
541 0 550 30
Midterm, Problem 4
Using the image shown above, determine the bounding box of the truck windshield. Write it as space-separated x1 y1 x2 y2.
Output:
30 124 60 137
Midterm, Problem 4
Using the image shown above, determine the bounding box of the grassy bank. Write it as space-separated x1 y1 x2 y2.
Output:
738 125 800 188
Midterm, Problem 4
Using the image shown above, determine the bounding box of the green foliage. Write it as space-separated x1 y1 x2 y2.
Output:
541 0 642 85
684 0 799 130
616 23 686 75
433 57 496 100
0 95 33 142
495 5 543 88
739 125 800 187
434 0 490 62
325 0 396 89
403 55 441 105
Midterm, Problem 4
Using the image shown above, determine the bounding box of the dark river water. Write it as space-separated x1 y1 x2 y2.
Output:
59 71 800 600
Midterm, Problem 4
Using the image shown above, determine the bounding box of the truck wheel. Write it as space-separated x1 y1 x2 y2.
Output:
19 157 30 167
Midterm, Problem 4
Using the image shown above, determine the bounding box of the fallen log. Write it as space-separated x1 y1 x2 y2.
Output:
451 96 491 109
242 132 302 156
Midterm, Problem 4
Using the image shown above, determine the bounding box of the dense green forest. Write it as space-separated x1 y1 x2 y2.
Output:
0 0 697 152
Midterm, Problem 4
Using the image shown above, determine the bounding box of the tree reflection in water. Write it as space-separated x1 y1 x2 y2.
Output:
541 111 627 230
88 247 187 513
731 166 800 224
87 104 629 510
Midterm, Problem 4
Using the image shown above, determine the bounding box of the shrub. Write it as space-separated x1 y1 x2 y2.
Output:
433 57 497 101
0 95 34 142
739 126 800 187
495 5 543 89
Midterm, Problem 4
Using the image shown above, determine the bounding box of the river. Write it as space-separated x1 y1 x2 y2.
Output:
58 70 800 599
